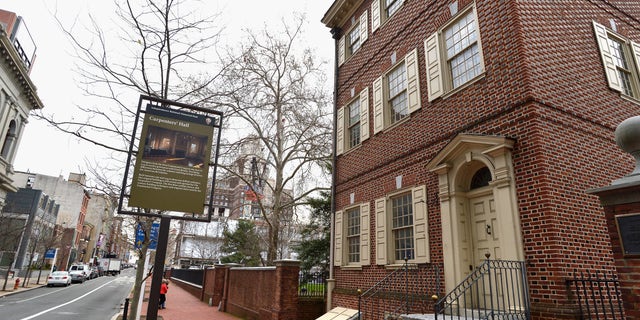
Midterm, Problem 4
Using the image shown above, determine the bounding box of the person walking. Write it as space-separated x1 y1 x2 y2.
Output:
159 279 169 309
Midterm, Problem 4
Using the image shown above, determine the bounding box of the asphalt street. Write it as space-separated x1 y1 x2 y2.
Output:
0 268 135 320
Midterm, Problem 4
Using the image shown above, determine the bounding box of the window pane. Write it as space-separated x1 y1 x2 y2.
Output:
391 193 414 261
348 99 361 148
608 37 634 96
387 63 408 124
445 10 481 89
346 208 360 263
385 0 402 18
349 24 361 55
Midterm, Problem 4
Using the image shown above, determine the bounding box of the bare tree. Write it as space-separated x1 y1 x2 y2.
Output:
30 0 224 318
195 15 332 264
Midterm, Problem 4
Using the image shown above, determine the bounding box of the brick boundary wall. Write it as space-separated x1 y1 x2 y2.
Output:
590 182 640 320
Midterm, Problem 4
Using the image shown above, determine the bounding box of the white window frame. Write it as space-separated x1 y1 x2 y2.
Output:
334 202 371 267
375 185 429 266
373 48 421 134
337 87 369 156
371 0 405 32
593 21 640 99
338 11 368 66
424 5 485 102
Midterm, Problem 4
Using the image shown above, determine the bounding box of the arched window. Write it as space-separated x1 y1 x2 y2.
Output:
1 120 17 159
470 166 491 190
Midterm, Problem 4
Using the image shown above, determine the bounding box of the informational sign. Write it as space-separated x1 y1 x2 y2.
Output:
45 248 56 259
135 222 160 250
616 213 640 256
129 104 216 213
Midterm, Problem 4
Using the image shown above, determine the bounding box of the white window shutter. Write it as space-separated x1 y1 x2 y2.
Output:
359 87 370 142
373 76 384 134
334 210 343 266
360 202 371 265
412 185 429 264
375 197 387 265
425 33 443 101
336 107 345 156
338 36 346 66
360 11 368 44
631 41 640 76
371 0 381 32
406 48 421 113
592 21 622 92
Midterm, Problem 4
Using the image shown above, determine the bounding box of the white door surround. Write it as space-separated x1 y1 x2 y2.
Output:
426 134 524 294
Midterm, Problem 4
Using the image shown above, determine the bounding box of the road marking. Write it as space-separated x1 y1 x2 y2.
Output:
19 279 118 320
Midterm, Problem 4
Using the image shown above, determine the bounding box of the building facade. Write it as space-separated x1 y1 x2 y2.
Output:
0 188 59 270
0 9 43 206
322 0 640 318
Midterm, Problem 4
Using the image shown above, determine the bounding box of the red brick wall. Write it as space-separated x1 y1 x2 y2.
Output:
329 0 640 319
602 199 640 319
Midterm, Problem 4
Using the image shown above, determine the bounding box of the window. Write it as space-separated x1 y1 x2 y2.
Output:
593 21 640 99
425 5 485 101
387 63 408 124
346 207 361 263
338 11 368 66
334 202 370 267
336 88 369 155
375 185 429 265
348 99 361 148
371 0 404 32
391 193 414 260
348 24 362 55
373 48 421 134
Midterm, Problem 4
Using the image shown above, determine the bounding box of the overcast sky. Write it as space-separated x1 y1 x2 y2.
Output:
3 0 335 179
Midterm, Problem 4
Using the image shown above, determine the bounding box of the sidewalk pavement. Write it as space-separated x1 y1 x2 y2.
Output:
0 272 48 298
134 277 240 320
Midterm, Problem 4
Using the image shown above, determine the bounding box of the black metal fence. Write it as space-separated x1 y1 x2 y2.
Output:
435 258 530 320
298 270 328 298
566 271 625 320
170 268 204 286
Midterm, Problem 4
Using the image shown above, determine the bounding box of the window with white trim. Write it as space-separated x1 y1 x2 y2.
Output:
373 48 421 134
338 11 368 66
375 185 429 265
334 202 371 267
371 0 404 32
593 21 640 99
337 88 369 155
346 207 361 263
425 5 485 102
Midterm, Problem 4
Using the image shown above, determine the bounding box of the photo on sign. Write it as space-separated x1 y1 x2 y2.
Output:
142 125 208 168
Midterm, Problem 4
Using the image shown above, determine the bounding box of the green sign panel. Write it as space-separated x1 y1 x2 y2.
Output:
129 105 216 214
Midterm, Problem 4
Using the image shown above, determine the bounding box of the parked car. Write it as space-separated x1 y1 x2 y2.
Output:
47 271 71 287
68 264 91 283
89 266 99 279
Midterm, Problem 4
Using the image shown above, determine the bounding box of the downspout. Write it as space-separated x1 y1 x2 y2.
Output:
327 26 341 312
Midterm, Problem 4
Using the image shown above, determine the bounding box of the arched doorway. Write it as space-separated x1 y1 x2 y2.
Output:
427 134 524 294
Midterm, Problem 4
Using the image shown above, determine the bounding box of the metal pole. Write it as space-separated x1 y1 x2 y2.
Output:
146 216 171 319
123 298 130 320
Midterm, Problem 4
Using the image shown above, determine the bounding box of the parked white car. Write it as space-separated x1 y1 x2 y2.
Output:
68 264 90 283
47 271 71 287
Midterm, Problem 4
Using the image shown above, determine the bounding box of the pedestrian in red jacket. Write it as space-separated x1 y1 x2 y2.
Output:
159 279 169 309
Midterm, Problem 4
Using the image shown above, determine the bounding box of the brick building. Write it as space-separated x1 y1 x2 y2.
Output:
321 0 640 319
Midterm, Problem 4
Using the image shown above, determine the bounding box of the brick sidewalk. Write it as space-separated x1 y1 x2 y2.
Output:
139 278 240 320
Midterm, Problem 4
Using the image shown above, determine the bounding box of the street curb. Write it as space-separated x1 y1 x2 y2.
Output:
0 285 46 298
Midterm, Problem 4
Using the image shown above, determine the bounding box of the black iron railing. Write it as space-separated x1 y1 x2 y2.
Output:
298 270 328 298
435 256 530 320
358 260 441 319
170 268 204 286
566 271 625 320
